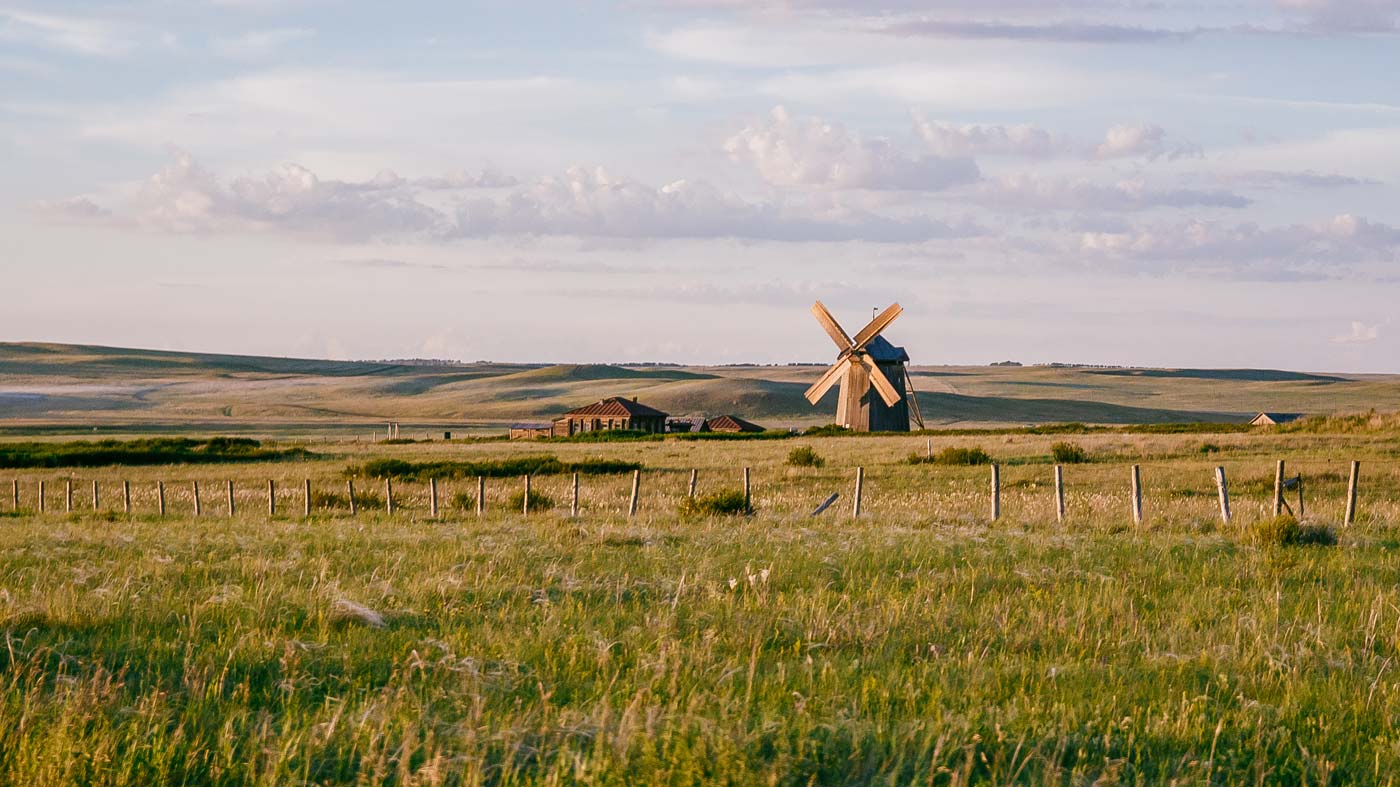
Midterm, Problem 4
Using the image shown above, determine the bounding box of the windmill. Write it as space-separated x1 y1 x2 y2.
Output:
803 301 924 432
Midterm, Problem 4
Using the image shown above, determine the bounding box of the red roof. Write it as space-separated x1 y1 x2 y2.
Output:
562 396 669 418
706 415 765 432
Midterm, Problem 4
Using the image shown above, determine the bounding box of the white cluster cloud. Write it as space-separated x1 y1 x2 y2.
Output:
37 152 972 244
1332 320 1382 344
914 116 1201 161
1093 124 1201 161
724 106 979 190
980 175 1250 212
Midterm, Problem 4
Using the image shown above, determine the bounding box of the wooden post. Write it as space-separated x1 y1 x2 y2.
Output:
123 480 130 514
157 481 166 517
1345 461 1360 527
304 479 312 517
628 470 640 517
1296 475 1305 519
38 480 45 513
226 480 235 516
743 467 751 512
570 472 579 517
926 438 932 460
65 478 73 513
688 469 697 498
522 475 531 515
268 479 276 517
1215 466 1231 524
92 480 99 511
429 478 438 518
192 481 201 517
10 479 17 512
990 464 1000 521
385 479 394 514
347 480 357 515
1053 465 1065 523
1130 465 1143 525
476 476 484 517
1273 460 1285 517
852 467 864 517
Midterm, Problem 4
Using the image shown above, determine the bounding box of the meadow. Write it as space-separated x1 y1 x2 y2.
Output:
3 427 1400 785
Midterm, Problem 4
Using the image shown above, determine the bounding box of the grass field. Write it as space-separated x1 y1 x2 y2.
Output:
3 427 1400 785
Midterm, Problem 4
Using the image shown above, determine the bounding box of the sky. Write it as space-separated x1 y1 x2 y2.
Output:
2 0 1399 371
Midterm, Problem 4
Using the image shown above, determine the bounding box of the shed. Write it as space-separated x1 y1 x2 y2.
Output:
705 415 766 433
509 423 553 440
1250 412 1303 426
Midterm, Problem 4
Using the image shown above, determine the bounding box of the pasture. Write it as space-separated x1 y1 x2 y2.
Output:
3 427 1400 785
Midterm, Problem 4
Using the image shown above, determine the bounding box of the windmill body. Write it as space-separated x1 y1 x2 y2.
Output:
804 302 919 433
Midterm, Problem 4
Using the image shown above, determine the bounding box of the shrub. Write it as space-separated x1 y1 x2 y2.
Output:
1200 442 1221 454
506 488 555 512
803 424 851 437
311 489 383 511
909 446 992 466
786 446 825 468
450 491 476 511
678 489 751 517
0 437 314 469
1246 515 1334 547
1050 442 1088 464
348 456 640 481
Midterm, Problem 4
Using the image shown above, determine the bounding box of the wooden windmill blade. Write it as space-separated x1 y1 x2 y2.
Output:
850 303 902 351
855 353 902 407
811 301 855 350
804 356 851 404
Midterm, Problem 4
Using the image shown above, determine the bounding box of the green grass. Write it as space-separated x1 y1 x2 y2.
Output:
908 446 994 466
2 429 1400 784
346 456 642 481
0 437 314 468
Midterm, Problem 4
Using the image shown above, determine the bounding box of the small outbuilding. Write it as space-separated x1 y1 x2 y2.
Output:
705 414 766 433
509 423 553 440
667 417 708 434
1250 412 1303 426
553 397 669 437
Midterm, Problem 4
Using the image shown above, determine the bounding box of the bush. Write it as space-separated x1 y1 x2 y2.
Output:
311 489 383 511
348 456 641 481
803 424 851 437
678 489 751 517
1050 442 1088 464
450 491 476 511
0 437 314 469
1246 516 1336 547
908 446 992 466
1200 442 1221 454
506 488 555 512
786 446 825 468
550 430 661 443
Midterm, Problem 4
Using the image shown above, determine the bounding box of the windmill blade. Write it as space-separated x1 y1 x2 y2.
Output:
856 353 902 407
850 303 903 352
804 357 851 404
811 301 854 350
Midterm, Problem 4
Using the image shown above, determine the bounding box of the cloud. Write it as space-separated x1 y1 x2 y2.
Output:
1332 320 1381 344
914 118 1064 158
1094 124 1201 160
879 18 1196 43
213 27 315 59
1078 213 1400 273
0 8 134 56
1277 0 1400 32
978 175 1251 212
1222 170 1382 188
724 106 979 190
38 152 976 244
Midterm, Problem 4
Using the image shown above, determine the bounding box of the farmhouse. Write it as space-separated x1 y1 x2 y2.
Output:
553 397 668 437
1250 412 1303 426
705 414 766 433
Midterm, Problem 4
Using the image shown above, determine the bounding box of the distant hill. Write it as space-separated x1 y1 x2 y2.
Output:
2 342 1397 436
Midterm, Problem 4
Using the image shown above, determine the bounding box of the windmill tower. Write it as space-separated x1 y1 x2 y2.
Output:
803 301 923 432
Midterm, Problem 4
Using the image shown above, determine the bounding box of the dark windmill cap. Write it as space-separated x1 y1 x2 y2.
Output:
863 335 909 363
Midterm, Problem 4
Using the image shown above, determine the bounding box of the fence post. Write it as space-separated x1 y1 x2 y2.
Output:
476 476 484 517
523 475 531 515
304 479 312 517
268 479 276 517
226 480 235 517
10 479 16 512
1345 461 1360 527
92 480 99 511
1296 475 1305 518
1131 465 1143 525
628 470 640 517
38 480 45 513
429 478 438 518
347 479 357 515
853 466 864 518
123 480 130 514
990 464 1000 521
192 481 201 517
157 481 166 517
385 479 394 514
1215 466 1231 524
743 467 751 512
688 469 697 498
1054 465 1065 523
1273 460 1285 517
65 478 73 513
571 472 579 517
